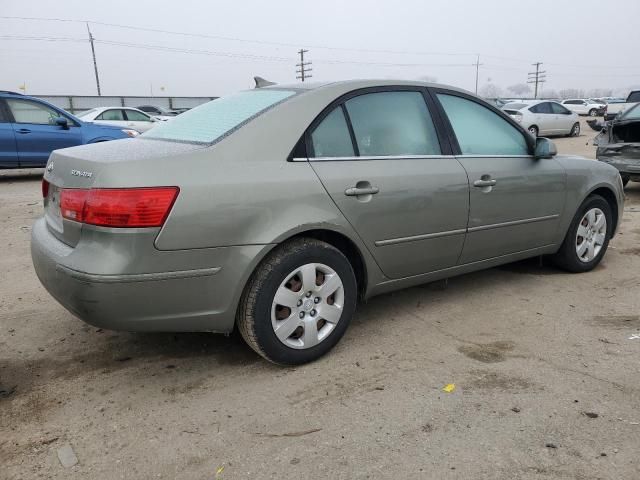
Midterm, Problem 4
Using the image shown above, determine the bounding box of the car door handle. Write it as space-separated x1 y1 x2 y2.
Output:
16 128 31 134
473 179 497 187
345 186 379 196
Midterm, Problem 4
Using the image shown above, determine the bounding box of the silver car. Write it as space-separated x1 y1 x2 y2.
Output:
32 80 624 364
503 100 581 137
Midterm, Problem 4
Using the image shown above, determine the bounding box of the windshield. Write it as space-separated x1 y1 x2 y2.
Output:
620 103 640 121
503 103 528 111
142 89 297 144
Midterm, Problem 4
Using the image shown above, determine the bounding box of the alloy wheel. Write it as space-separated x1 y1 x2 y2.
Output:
271 263 344 349
575 208 606 262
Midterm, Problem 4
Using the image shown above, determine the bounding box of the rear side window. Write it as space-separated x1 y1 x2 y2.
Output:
97 109 125 121
143 89 296 144
627 91 640 103
7 99 61 125
529 103 552 114
437 93 529 156
310 107 355 157
345 91 441 156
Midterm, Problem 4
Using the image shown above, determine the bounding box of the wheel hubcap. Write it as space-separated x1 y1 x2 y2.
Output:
575 208 606 263
271 263 345 349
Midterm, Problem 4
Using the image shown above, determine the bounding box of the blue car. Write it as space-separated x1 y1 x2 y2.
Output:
0 91 137 169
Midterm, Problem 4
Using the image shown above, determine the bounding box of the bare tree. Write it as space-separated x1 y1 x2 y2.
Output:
558 88 585 99
507 84 530 96
479 83 502 98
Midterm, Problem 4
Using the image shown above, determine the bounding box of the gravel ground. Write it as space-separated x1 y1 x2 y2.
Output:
1 119 639 479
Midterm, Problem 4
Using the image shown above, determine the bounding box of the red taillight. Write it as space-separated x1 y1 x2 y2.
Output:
42 178 50 198
60 187 179 227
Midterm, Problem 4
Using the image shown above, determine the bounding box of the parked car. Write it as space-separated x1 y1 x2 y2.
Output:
0 91 137 169
561 99 606 117
502 100 581 137
32 80 624 365
603 91 640 120
77 107 158 133
594 102 640 187
135 105 176 120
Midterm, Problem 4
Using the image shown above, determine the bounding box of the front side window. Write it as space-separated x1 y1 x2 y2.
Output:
97 109 125 121
7 99 61 125
437 93 529 156
550 103 570 114
529 103 552 114
310 107 355 157
621 103 640 120
125 110 152 122
344 91 441 156
143 89 296 144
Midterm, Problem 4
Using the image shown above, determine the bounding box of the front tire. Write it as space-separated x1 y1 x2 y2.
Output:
552 195 612 273
569 122 580 137
588 109 598 117
237 238 357 365
528 125 539 137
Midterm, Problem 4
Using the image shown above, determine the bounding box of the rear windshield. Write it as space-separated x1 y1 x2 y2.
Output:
142 89 296 144
627 91 640 103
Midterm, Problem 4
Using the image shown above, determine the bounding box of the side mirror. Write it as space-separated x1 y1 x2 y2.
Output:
55 116 69 129
534 137 557 159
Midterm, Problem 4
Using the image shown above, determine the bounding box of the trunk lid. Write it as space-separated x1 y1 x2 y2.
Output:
43 138 205 246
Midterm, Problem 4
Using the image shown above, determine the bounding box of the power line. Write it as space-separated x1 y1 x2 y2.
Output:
296 49 312 82
527 62 546 99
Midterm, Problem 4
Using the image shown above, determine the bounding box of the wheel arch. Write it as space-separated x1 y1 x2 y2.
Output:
587 186 619 234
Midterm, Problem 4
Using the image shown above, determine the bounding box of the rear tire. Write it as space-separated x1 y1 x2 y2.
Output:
237 238 357 365
528 125 538 137
620 174 630 187
552 195 612 273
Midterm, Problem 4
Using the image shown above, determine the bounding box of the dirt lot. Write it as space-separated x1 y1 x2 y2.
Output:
1 118 639 479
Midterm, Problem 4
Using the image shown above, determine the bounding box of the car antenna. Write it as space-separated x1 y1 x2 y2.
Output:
254 76 277 88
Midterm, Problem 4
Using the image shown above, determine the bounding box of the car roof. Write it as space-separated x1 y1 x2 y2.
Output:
260 79 472 96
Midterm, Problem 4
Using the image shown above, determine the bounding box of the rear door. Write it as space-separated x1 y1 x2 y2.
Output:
0 100 18 167
432 90 566 264
7 98 83 167
94 109 127 128
307 88 470 279
529 102 557 134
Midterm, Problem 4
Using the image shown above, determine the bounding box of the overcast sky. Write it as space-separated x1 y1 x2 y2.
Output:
1 0 639 98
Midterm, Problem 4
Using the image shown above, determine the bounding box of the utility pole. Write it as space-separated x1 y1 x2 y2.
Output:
296 49 312 82
86 23 101 96
527 62 546 99
473 54 483 95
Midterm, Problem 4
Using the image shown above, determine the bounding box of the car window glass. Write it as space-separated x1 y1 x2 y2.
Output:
143 89 296 144
344 91 441 156
437 93 529 156
125 110 151 121
550 103 570 114
627 92 640 103
621 103 640 120
530 102 552 114
310 107 355 157
7 99 61 125
97 109 125 121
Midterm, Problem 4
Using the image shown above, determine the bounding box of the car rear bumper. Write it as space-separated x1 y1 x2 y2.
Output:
31 218 271 332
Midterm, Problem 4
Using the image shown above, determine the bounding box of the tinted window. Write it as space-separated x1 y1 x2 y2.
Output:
621 103 640 120
138 106 157 113
125 110 151 121
345 91 440 156
143 90 296 144
7 99 61 125
97 109 125 121
310 107 355 157
529 102 552 114
627 91 640 103
437 93 529 156
550 103 570 114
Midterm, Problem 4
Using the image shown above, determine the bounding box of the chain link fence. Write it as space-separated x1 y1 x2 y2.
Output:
34 96 217 115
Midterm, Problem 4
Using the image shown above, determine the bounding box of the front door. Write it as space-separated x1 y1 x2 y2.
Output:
6 98 83 167
433 91 566 264
307 89 470 279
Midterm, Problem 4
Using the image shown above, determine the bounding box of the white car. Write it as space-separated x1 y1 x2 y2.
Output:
502 100 580 137
560 99 606 117
77 107 158 133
